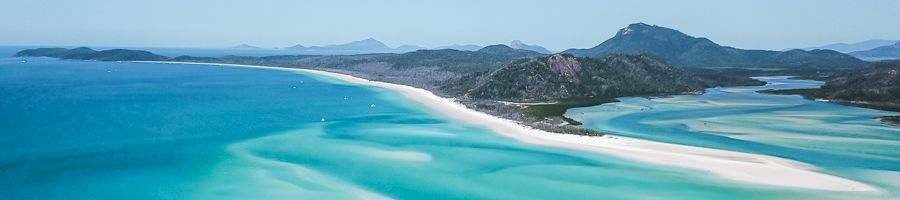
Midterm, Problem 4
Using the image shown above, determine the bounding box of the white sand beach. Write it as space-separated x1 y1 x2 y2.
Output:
141 61 879 192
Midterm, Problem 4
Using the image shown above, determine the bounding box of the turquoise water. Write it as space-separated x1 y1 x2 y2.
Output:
568 76 900 197
0 51 891 199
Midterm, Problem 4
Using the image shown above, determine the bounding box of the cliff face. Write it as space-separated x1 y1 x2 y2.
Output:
547 54 581 82
466 54 705 101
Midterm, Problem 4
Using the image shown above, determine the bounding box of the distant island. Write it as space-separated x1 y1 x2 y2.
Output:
17 23 889 133
231 44 261 49
801 39 899 53
15 47 168 61
435 44 484 51
850 42 900 59
285 38 423 53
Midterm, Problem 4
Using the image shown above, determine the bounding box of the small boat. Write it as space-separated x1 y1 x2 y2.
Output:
20 60 26 63
320 117 326 122
370 104 377 108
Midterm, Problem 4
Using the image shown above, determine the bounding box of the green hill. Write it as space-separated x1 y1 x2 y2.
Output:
466 54 704 101
763 60 900 112
563 23 868 69
15 47 169 61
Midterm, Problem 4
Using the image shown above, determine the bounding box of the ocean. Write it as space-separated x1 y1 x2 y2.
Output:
0 47 891 199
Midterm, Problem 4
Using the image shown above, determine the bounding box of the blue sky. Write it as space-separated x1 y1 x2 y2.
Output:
2 0 898 51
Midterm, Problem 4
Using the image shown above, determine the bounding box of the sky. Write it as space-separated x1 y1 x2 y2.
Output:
2 0 899 51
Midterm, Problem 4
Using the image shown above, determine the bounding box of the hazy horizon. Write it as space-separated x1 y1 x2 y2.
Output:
3 0 899 51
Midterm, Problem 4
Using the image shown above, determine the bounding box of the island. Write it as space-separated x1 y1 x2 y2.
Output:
760 60 900 125
15 23 879 134
14 23 890 190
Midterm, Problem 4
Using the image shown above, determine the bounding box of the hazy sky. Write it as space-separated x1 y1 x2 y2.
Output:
2 0 898 51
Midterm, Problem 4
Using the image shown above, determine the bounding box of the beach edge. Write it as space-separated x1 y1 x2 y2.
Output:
135 61 880 193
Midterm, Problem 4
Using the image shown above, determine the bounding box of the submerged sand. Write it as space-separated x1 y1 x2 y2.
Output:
140 61 879 192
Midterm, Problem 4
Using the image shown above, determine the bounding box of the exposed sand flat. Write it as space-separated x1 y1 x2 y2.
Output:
139 61 879 192
497 101 559 106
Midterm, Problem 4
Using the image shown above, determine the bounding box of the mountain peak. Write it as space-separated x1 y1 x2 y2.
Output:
508 40 552 54
563 23 867 69
618 23 646 35
510 40 524 47
625 22 651 29
314 38 391 50
287 44 306 49
354 38 385 45
286 38 392 51
617 23 680 37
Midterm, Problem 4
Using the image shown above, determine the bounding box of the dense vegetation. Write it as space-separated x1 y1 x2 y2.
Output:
762 60 900 112
466 54 704 101
520 98 617 125
458 54 745 127
820 60 900 110
15 47 169 61
758 88 827 99
563 23 868 69
685 68 767 87
877 116 900 126
388 45 543 72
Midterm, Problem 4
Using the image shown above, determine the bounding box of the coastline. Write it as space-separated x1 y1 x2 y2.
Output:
876 116 900 126
138 61 879 192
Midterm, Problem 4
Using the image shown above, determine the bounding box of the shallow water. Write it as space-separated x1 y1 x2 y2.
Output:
0 49 891 199
568 76 900 197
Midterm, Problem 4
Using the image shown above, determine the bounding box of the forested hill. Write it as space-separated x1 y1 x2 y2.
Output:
563 23 868 69
466 54 704 101
822 60 900 110
15 47 169 61
763 60 900 112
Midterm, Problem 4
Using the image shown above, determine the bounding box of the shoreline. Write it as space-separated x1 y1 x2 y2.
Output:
138 61 879 192
875 116 900 126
